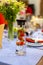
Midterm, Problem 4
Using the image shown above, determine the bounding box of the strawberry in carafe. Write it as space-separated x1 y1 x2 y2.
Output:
16 28 26 56
16 40 26 56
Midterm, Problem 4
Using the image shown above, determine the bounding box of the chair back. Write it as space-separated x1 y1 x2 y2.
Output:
0 24 4 48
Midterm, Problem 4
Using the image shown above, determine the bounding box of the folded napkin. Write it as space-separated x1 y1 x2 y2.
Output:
26 38 35 43
0 13 5 24
37 40 43 43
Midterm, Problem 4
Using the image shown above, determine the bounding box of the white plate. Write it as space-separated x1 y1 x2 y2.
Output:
26 42 43 47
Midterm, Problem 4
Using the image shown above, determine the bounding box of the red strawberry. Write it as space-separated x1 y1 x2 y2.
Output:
18 30 22 33
16 41 24 46
18 36 23 40
20 32 24 37
20 41 24 46
16 42 20 46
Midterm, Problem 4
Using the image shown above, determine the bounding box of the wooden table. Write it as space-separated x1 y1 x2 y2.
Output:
37 56 43 65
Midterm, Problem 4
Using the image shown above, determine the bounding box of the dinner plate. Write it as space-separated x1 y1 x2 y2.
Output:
26 37 43 47
26 42 43 47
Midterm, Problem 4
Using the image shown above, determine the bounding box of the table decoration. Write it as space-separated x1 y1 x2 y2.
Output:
31 16 43 29
16 28 26 56
26 38 43 46
16 7 26 27
17 19 26 27
0 0 25 40
37 40 43 43
26 38 35 43
26 29 43 47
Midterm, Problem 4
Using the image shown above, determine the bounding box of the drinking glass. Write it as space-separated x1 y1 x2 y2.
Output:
16 39 26 56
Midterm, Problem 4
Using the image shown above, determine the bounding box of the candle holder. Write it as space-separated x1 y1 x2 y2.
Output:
17 19 26 27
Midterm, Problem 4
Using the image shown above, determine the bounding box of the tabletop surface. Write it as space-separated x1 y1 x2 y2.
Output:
0 29 43 65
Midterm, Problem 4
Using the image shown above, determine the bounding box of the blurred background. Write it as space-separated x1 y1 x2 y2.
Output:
1 0 43 16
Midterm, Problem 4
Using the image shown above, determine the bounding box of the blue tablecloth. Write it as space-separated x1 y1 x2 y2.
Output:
0 37 42 65
0 29 43 65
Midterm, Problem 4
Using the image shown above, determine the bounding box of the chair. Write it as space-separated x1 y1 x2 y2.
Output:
0 24 4 48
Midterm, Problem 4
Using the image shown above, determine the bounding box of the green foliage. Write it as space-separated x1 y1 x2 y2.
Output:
0 1 25 22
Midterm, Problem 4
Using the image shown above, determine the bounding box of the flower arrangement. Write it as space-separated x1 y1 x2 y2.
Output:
0 0 25 39
0 0 25 21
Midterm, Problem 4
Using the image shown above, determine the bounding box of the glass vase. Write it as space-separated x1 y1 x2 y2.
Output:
8 22 14 40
